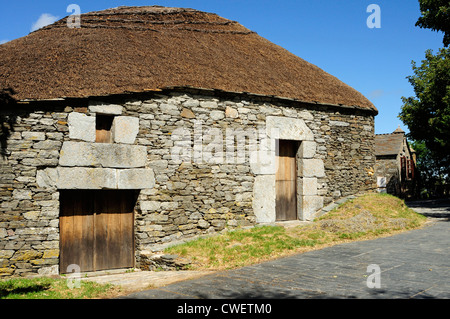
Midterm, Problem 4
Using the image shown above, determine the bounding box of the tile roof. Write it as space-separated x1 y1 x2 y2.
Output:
375 132 405 156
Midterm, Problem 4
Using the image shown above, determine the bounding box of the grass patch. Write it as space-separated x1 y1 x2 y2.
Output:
165 193 428 270
0 277 121 299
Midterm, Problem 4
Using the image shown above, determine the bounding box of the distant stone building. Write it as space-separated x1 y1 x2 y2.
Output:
375 127 417 197
0 6 378 276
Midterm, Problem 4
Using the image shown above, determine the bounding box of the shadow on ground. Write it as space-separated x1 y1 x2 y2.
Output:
406 198 450 220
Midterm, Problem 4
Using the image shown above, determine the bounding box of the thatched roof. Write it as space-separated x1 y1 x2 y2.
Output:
0 6 376 112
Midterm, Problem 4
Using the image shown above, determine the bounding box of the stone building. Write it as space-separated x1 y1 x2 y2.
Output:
0 6 377 276
375 127 417 197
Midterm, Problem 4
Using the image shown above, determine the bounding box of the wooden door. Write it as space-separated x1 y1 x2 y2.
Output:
94 191 135 271
60 190 95 272
60 190 136 273
276 140 298 221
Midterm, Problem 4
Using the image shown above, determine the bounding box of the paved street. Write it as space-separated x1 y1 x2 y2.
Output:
121 200 449 299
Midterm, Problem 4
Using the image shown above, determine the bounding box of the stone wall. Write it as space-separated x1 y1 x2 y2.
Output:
0 90 376 276
1 105 67 276
375 156 400 195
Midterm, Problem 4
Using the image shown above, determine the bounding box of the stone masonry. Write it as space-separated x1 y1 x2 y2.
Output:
0 89 376 276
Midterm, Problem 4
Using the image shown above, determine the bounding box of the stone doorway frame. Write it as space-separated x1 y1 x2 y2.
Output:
252 116 324 223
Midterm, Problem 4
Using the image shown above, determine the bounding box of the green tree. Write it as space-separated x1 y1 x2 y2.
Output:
399 47 450 180
410 140 447 195
416 0 450 47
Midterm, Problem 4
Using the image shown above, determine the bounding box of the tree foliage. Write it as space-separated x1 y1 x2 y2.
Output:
416 0 450 47
411 140 447 184
399 47 450 180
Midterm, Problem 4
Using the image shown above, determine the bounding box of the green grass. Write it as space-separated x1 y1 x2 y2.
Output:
0 277 120 299
165 193 428 270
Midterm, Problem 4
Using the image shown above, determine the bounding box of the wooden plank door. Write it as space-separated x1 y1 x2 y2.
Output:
94 190 135 271
60 190 95 273
60 190 136 273
276 140 298 221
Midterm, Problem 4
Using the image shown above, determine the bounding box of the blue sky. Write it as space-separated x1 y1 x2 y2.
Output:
0 0 445 135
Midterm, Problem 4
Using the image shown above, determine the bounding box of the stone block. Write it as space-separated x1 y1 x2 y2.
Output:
39 118 54 126
88 102 123 115
252 175 276 223
141 201 161 211
160 103 180 116
266 116 314 141
210 110 225 121
12 189 32 200
117 169 155 189
59 141 147 168
299 159 325 177
11 250 43 261
298 110 314 120
22 132 45 141
57 167 117 189
200 101 218 108
180 108 196 119
68 112 96 142
250 150 276 175
36 168 59 188
23 211 40 220
112 116 140 144
298 178 318 196
225 106 238 118
182 99 200 108
299 141 316 158
38 265 59 276
299 195 324 221
43 249 59 259
33 140 61 150
198 219 210 229
50 166 154 190
329 120 350 127
99 144 147 168
0 250 14 258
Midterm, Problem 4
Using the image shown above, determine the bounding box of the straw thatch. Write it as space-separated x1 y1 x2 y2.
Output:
0 6 376 112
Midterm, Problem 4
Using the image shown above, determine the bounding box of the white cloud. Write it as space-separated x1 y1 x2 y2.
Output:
368 89 404 100
368 89 385 99
0 39 9 45
31 13 59 32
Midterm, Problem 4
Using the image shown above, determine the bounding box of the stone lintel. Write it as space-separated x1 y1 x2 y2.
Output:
39 167 155 190
59 141 147 168
57 167 117 189
117 169 155 189
266 116 314 141
88 102 123 115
